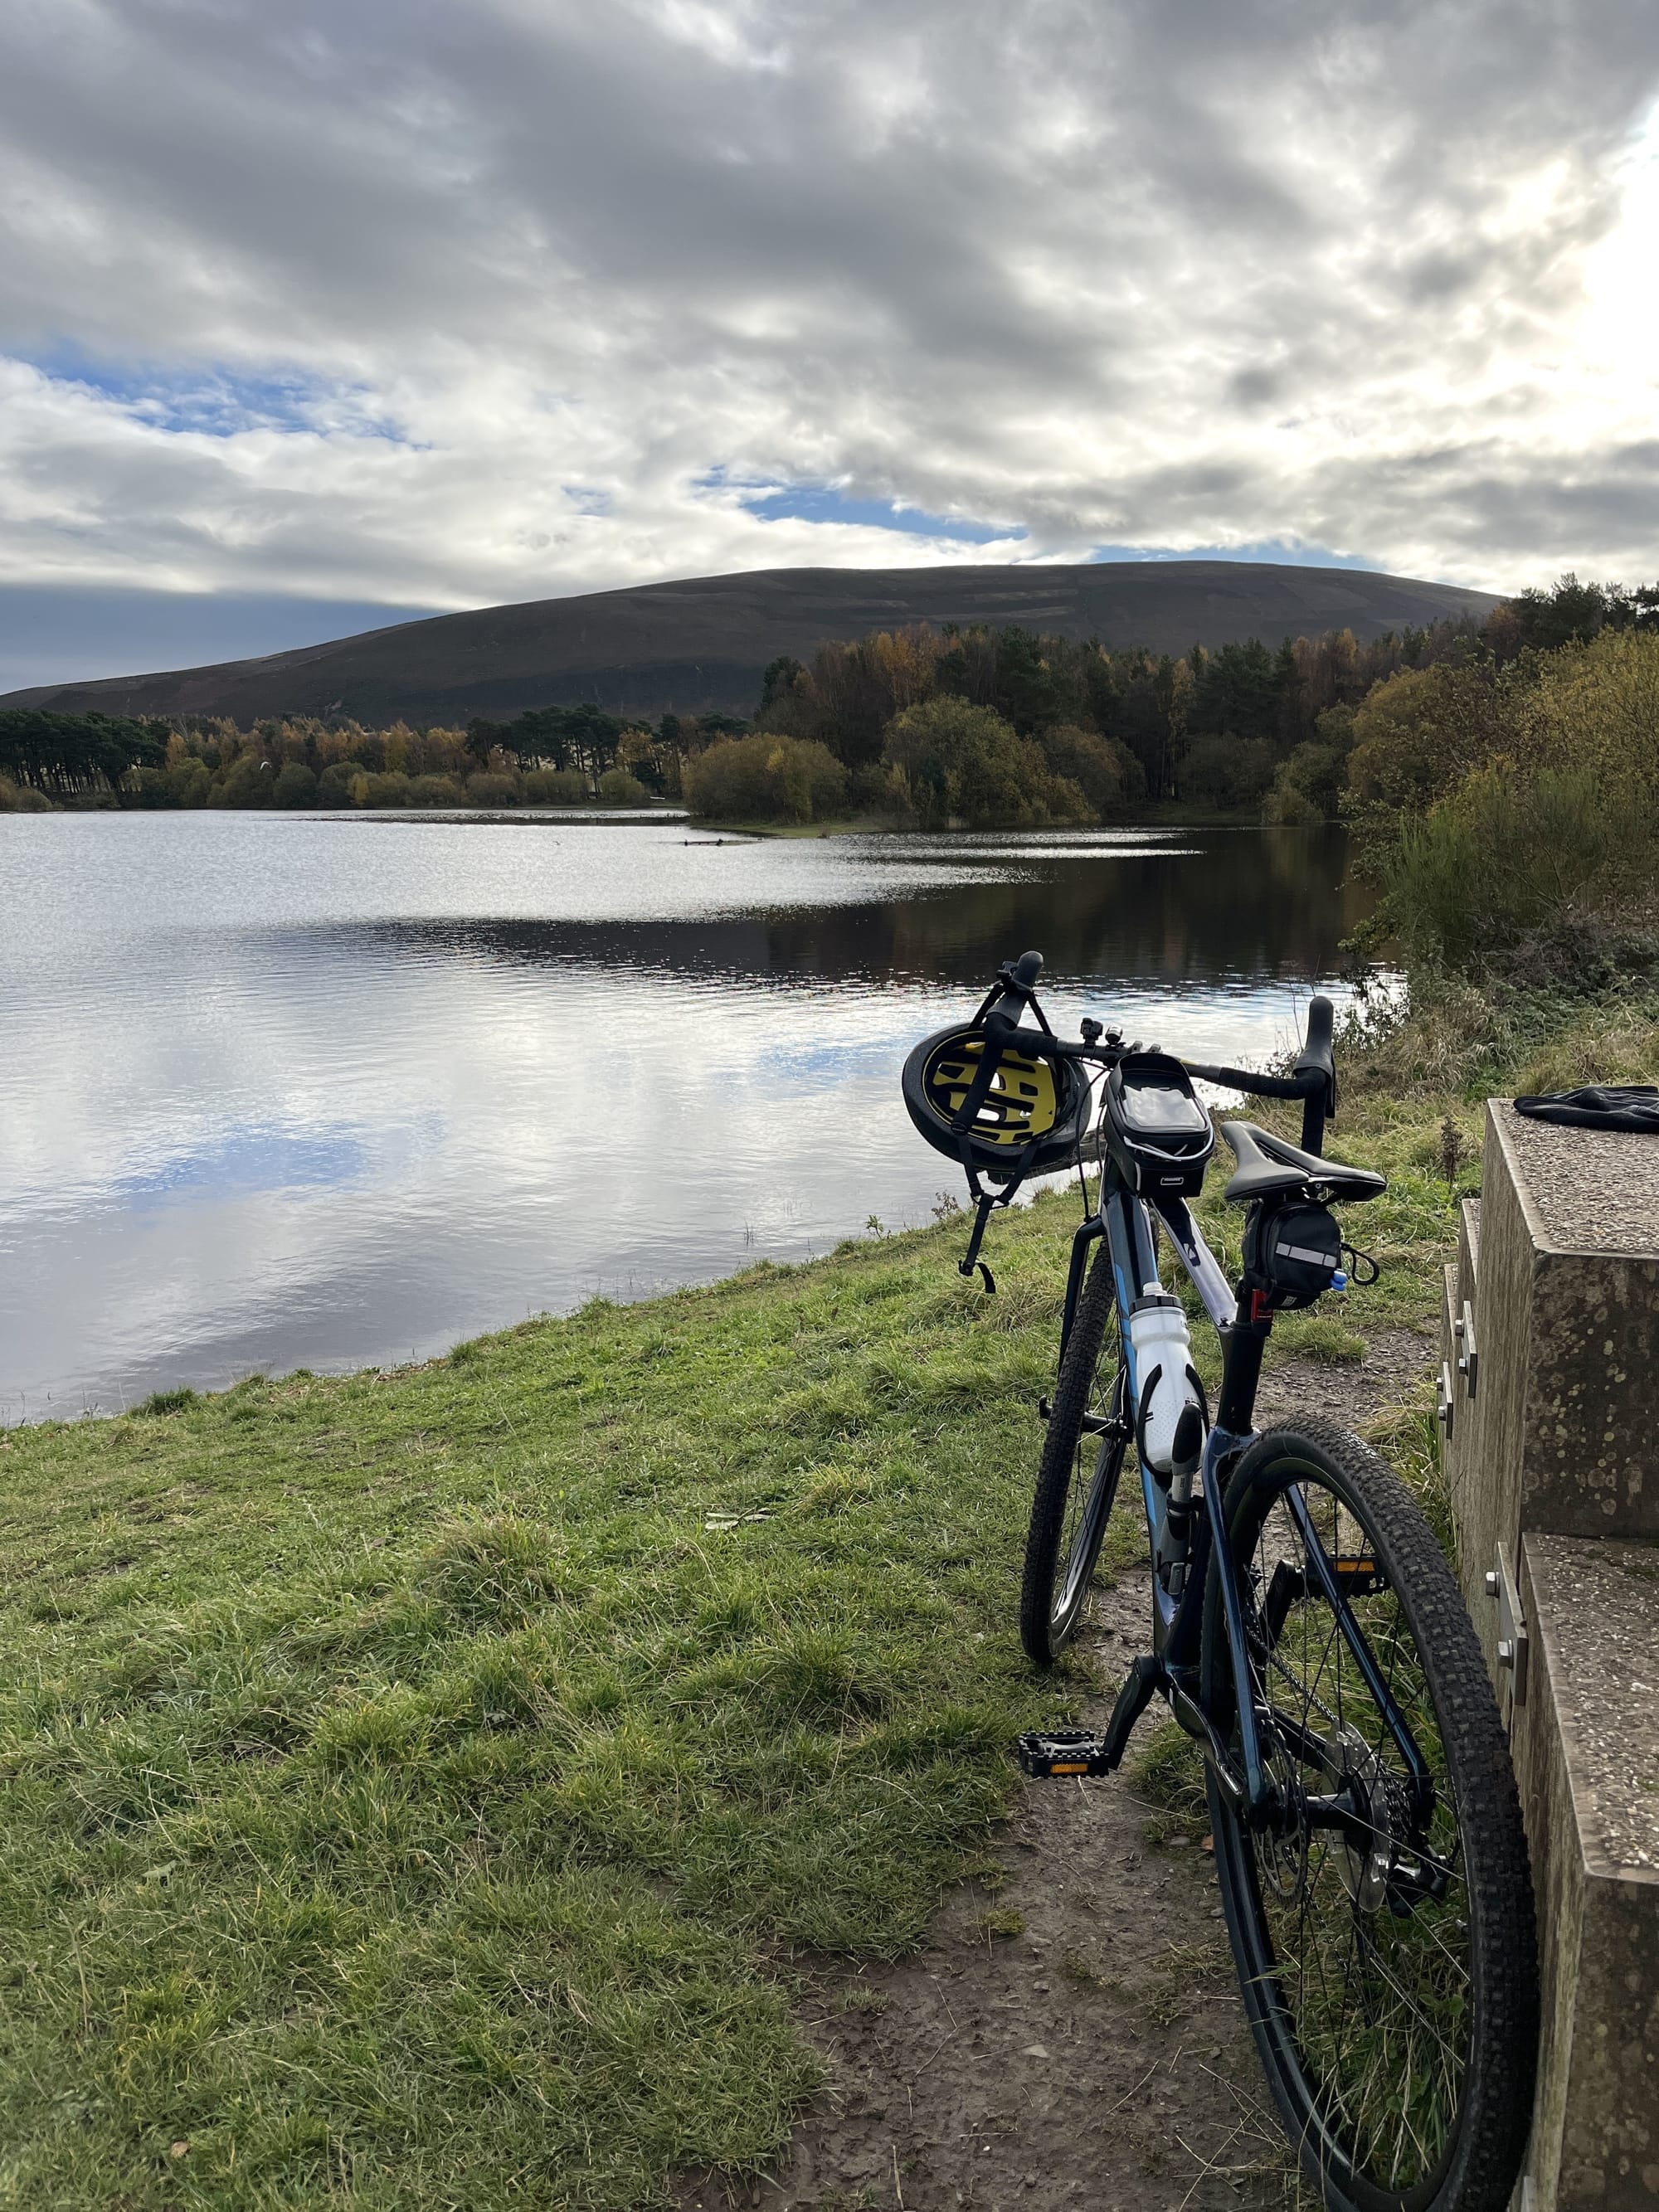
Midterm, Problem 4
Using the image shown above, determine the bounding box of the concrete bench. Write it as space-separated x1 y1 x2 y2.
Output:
1439 1103 1659 2210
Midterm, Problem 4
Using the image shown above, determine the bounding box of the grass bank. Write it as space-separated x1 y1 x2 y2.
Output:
0 1091 1475 2209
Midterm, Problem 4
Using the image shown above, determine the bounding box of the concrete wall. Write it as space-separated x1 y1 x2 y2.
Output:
1439 1104 1659 2210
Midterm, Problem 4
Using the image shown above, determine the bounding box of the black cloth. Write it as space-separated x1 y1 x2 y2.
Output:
1512 1085 1659 1132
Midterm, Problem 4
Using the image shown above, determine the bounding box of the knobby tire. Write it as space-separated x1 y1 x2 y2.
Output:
1201 1417 1538 2212
1019 1245 1129 1667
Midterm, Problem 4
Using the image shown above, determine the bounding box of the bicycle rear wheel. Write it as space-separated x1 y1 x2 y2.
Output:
1019 1246 1131 1667
1201 1417 1537 2212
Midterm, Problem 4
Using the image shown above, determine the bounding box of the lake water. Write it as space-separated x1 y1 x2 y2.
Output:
0 813 1367 1422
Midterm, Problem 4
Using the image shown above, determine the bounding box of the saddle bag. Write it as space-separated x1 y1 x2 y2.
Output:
1243 1196 1343 1310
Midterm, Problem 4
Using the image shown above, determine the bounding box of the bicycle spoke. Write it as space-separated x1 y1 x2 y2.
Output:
1231 1468 1473 2194
1021 1248 1129 1664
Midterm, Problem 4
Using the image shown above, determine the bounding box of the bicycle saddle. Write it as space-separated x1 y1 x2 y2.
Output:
1219 1121 1387 1205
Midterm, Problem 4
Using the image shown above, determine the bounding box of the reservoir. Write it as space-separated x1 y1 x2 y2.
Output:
0 812 1367 1421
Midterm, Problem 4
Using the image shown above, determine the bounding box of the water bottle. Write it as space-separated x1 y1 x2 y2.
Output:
1126 1286 1203 1477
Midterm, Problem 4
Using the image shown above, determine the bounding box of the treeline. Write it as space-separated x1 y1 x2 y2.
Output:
685 573 1658 828
0 710 165 808
0 702 747 814
4 574 1654 832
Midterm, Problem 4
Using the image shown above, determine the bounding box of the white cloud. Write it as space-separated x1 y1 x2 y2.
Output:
1 0 1657 624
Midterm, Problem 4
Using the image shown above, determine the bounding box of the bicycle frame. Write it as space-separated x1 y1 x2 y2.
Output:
1058 1159 1428 1823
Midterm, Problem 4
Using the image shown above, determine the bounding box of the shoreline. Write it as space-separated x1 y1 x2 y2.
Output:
2 800 1335 834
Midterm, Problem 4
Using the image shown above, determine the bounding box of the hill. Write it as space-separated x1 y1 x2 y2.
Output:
1 561 1503 729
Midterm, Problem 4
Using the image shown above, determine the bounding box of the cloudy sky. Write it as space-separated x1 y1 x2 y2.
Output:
2 0 1657 689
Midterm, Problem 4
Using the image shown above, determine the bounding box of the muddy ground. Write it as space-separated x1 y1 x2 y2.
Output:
683 1328 1434 2212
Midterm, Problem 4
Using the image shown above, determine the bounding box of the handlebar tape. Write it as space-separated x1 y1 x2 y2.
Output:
1180 1062 1310 1098
1184 995 1338 1111
1293 993 1338 1116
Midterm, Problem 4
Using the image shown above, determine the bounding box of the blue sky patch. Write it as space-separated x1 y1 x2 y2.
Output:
0 586 445 693
29 349 407 441
702 471 1024 544
1089 539 1377 571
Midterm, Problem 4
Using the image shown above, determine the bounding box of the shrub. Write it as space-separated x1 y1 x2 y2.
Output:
215 753 275 807
357 771 412 809
465 771 522 807
522 768 591 805
882 695 1092 829
406 774 466 807
272 761 319 808
1262 775 1323 826
848 760 916 822
1039 722 1142 815
316 760 362 807
597 767 649 805
1358 631 1659 972
1179 735 1275 812
0 774 53 813
1379 766 1637 968
683 734 847 822
1345 662 1517 816
1263 717 1351 824
1520 628 1659 802
168 757 213 809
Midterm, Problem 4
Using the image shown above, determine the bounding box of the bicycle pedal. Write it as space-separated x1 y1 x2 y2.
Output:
1014 1728 1113 1778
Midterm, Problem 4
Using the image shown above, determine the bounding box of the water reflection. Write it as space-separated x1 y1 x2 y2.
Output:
355 827 1360 992
0 816 1365 1422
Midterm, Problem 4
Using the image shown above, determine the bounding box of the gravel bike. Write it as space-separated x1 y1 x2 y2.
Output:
902 953 1539 2212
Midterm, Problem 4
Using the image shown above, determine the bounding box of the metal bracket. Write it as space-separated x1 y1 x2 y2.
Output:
1455 1299 1478 1398
1483 1545 1528 1723
1436 1361 1456 1440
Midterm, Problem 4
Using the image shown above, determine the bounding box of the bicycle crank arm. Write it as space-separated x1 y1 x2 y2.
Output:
1014 1652 1163 1780
1014 1657 1249 1819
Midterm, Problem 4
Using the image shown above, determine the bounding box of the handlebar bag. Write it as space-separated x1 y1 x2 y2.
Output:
1103 1053 1215 1198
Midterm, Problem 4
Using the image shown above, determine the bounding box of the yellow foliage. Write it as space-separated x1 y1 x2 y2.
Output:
1346 663 1512 814
1519 630 1659 800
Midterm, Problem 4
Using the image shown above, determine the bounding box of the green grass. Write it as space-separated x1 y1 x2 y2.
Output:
0 1095 1466 2209
1127 1723 1210 1842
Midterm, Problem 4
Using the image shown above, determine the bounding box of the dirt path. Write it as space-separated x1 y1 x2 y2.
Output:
684 1330 1434 2212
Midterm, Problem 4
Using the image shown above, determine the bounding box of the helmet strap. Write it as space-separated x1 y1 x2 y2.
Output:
945 975 1059 1295
958 1186 1000 1295
955 1126 1044 1295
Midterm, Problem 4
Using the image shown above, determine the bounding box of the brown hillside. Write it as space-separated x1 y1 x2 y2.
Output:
2 561 1502 728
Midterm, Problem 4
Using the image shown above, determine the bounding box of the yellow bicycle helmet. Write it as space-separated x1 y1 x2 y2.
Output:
902 1021 1091 1182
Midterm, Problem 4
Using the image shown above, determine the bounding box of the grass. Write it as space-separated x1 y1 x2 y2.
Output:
1128 1723 1210 1844
1338 973 1659 1111
0 1088 1471 2209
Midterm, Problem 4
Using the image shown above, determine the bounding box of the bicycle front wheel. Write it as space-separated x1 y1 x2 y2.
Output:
1019 1245 1130 1667
1201 1418 1537 2212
